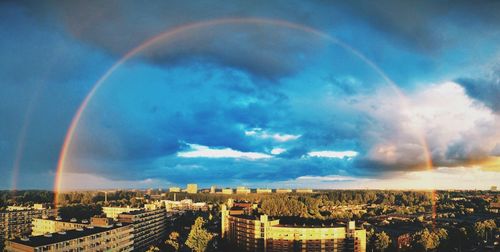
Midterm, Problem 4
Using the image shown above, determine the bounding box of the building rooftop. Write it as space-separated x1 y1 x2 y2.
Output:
119 208 163 216
277 217 349 228
274 223 347 228
10 223 130 247
229 206 246 211
1 207 51 213
34 216 89 224
231 214 266 220
120 209 147 215
230 214 280 221
230 214 359 229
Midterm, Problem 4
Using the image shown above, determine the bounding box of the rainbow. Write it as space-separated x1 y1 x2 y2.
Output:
53 17 435 215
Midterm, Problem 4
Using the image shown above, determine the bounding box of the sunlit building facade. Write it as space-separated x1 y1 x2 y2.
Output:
162 199 208 212
102 206 140 220
295 189 314 193
5 223 133 252
256 188 272 194
236 187 251 194
169 187 181 193
117 208 166 251
186 184 198 194
31 217 89 236
222 188 233 194
276 189 292 193
221 206 366 252
0 205 56 249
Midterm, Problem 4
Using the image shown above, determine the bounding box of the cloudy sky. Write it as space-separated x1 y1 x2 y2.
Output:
1 0 500 190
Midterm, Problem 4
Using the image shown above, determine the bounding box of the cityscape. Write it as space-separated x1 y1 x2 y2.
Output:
2 0 500 252
0 186 499 251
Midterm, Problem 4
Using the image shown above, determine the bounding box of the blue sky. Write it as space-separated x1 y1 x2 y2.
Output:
1 0 500 190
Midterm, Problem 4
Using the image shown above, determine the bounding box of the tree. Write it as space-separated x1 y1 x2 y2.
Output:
185 217 213 252
146 246 160 252
374 231 391 252
473 219 496 242
165 231 180 251
414 228 441 251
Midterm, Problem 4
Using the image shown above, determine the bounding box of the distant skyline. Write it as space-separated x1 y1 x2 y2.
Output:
1 0 500 190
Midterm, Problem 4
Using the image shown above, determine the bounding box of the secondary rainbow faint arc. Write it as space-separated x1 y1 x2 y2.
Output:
54 17 434 204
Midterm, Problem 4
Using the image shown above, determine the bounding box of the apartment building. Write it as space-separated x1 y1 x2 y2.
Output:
162 199 208 212
186 184 198 194
222 188 233 194
5 223 133 252
256 188 272 194
31 216 89 236
0 205 56 248
236 187 251 194
117 208 166 251
276 189 293 193
221 206 366 252
295 189 314 193
102 206 140 220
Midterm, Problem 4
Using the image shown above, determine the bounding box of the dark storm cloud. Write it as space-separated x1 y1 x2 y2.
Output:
456 72 500 113
2 0 500 189
17 0 500 64
15 0 333 79
0 3 114 188
336 0 500 52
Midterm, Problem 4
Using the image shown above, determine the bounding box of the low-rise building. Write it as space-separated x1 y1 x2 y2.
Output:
295 189 313 193
276 188 292 193
162 199 208 212
489 201 500 213
5 222 133 252
256 188 272 194
102 206 140 220
236 187 251 194
222 188 233 195
118 208 166 251
169 187 181 193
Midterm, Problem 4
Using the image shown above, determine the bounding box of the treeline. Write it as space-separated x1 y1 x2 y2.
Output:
367 219 498 251
2 189 436 209
173 190 434 206
0 190 53 209
56 191 141 206
260 196 309 217
255 191 434 219
58 204 103 220
4 190 486 213
321 190 433 206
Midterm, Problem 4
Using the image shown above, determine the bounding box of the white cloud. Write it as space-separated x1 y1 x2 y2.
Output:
307 150 358 159
178 143 272 159
244 128 300 142
296 175 358 181
271 148 286 155
270 167 500 190
354 81 500 167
